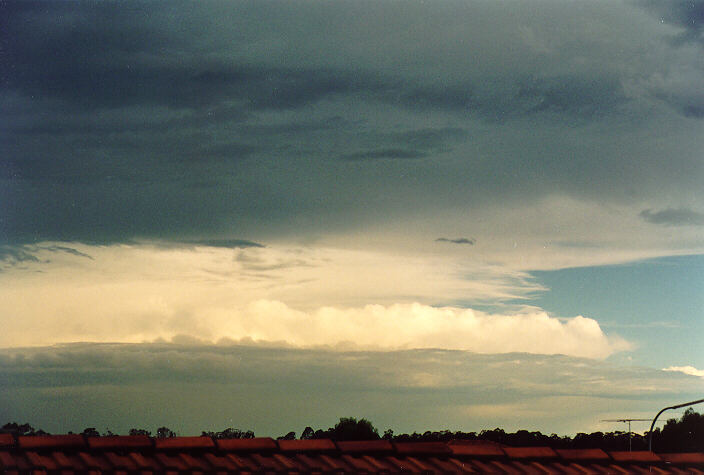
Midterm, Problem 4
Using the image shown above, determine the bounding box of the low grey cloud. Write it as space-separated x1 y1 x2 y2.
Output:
640 208 704 226
0 342 700 436
341 149 428 161
0 245 40 268
436 237 476 245
183 239 264 249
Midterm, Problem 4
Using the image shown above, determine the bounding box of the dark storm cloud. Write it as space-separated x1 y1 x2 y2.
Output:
640 208 704 226
436 238 476 245
2 0 703 245
0 245 40 266
341 149 428 161
639 0 704 41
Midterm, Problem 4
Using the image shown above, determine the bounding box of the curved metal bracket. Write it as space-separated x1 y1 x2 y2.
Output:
648 398 704 452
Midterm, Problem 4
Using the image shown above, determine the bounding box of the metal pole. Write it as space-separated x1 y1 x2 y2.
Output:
648 398 704 452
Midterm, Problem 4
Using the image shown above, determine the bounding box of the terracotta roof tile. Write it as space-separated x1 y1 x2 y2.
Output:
78 451 112 471
605 463 631 473
294 452 329 471
362 453 394 471
50 450 74 469
384 455 418 472
549 461 583 474
609 450 662 463
337 439 394 453
273 452 304 471
128 451 160 471
394 441 452 455
659 452 704 464
251 452 285 471
320 452 353 471
526 460 562 474
27 452 59 471
426 456 463 473
405 455 435 472
555 448 610 461
278 438 337 452
18 434 85 450
341 453 377 472
155 452 189 470
0 434 14 448
103 451 138 471
154 436 215 450
179 452 211 471
0 452 17 470
204 452 238 471
446 457 479 473
216 436 277 451
504 446 557 459
225 453 260 471
87 435 152 449
491 460 524 474
7 435 704 473
448 442 505 457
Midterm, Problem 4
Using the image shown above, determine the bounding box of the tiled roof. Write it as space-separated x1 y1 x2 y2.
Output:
0 435 702 473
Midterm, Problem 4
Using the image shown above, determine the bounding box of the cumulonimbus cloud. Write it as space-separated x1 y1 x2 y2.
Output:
232 301 630 359
0 242 629 358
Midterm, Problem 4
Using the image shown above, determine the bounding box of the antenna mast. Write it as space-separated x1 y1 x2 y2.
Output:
601 418 650 451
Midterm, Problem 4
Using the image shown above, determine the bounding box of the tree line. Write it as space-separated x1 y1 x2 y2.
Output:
2 409 702 452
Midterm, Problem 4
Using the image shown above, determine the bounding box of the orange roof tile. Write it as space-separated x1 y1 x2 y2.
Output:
278 438 336 451
448 442 505 457
87 435 152 449
215 436 277 451
154 436 215 450
503 446 557 459
556 448 610 461
609 450 662 463
18 434 85 449
0 434 14 448
659 452 704 464
5 435 704 473
337 439 394 452
394 441 452 455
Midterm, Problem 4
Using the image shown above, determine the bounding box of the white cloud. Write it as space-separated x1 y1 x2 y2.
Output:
663 365 704 378
0 242 630 358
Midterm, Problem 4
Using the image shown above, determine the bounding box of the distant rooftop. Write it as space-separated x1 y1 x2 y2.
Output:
1 433 703 473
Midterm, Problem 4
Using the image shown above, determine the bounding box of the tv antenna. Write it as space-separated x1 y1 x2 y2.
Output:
601 418 650 451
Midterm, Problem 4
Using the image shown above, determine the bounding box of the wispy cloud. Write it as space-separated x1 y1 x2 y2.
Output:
663 365 704 378
436 237 476 245
640 208 704 226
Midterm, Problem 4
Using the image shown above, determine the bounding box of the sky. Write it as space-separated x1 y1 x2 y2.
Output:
0 0 703 437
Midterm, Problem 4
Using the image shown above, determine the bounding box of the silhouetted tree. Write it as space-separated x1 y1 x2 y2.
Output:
202 428 255 439
0 422 47 436
278 431 296 440
327 417 380 441
129 428 151 437
301 426 315 439
658 408 704 452
156 426 176 438
81 427 100 437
